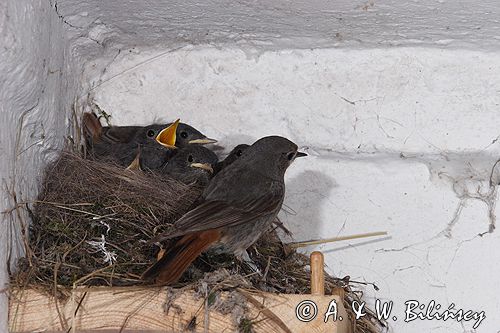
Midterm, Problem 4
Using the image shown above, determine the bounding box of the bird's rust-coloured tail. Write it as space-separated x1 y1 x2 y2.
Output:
142 229 221 285
82 112 103 143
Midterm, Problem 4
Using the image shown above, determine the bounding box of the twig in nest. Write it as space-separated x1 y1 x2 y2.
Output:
287 231 388 249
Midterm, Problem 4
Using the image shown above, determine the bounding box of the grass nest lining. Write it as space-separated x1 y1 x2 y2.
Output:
12 150 385 333
14 151 203 288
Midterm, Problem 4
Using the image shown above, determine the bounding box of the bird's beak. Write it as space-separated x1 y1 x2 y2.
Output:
156 119 180 149
296 151 308 158
188 137 218 145
126 151 142 171
190 163 214 173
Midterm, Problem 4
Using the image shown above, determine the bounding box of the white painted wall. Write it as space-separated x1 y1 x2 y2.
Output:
2 0 500 332
0 1 80 331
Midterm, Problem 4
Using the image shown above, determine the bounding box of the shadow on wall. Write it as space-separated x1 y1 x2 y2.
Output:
284 168 393 254
281 169 337 242
210 134 256 154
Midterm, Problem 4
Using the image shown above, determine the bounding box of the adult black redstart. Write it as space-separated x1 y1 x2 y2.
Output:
162 146 218 185
142 136 306 284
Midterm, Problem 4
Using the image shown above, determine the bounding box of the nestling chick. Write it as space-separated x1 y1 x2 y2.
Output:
162 146 219 185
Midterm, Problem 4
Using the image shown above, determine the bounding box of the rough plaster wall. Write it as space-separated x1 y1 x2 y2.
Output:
54 0 500 99
92 47 500 332
0 1 79 331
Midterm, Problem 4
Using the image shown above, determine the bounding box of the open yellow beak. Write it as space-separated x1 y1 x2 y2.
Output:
190 163 214 173
188 137 218 145
156 119 180 149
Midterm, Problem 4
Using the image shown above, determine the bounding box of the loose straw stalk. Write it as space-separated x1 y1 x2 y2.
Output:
288 231 388 249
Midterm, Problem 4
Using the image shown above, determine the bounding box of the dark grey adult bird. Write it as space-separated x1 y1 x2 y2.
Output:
213 144 250 175
142 136 306 284
162 145 219 185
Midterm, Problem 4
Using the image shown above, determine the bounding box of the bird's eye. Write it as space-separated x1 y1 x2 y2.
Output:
187 155 194 163
180 131 188 139
236 150 243 157
287 152 295 161
147 129 156 137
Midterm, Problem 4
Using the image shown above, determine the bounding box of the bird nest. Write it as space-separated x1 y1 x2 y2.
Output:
11 150 385 333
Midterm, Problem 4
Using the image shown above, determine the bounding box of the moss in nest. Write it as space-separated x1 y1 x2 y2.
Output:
238 318 255 333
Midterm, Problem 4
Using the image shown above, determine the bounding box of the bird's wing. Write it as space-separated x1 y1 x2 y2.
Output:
101 126 140 143
151 179 284 242
82 113 103 142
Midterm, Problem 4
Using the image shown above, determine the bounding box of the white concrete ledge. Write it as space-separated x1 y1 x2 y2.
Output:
59 0 500 53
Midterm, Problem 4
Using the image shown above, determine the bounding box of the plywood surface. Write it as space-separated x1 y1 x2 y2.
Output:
9 287 350 333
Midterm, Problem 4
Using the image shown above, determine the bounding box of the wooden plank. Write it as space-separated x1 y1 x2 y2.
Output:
9 287 350 333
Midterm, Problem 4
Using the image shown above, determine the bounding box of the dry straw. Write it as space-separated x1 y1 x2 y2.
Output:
14 152 203 289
